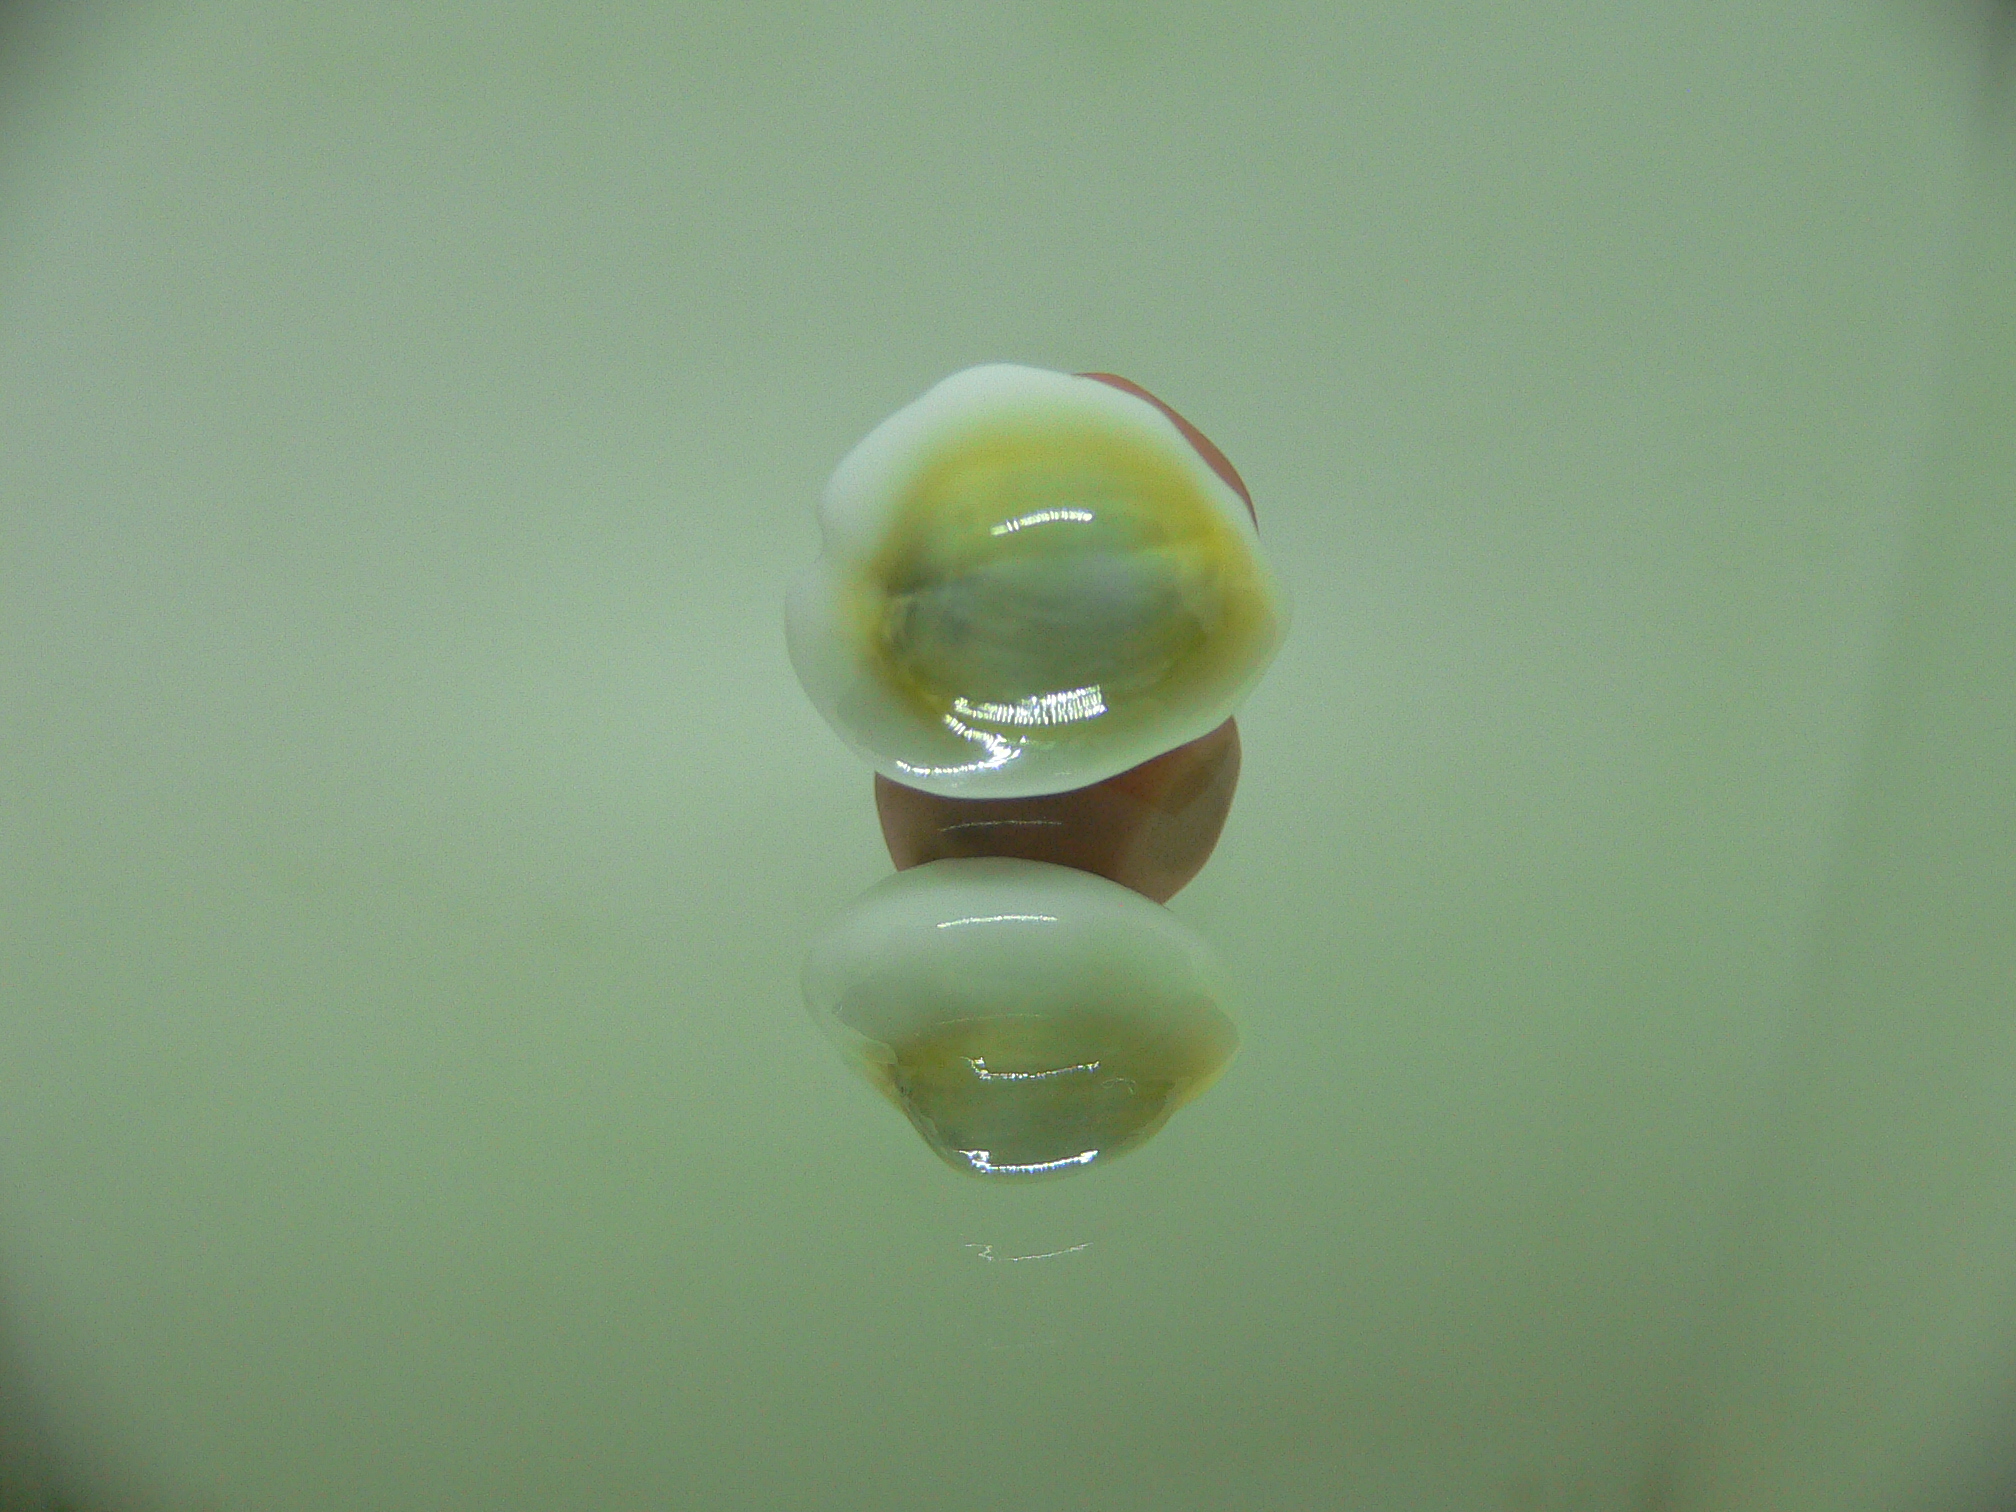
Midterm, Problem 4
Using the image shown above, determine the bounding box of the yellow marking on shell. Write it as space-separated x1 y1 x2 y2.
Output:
850 1002 1237 1176
844 415 1275 759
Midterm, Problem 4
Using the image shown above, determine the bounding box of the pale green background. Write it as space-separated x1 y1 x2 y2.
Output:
1 2 2013 1509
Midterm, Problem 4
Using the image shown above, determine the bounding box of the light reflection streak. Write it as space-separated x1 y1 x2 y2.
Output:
957 1148 1100 1175
989 507 1095 536
966 1057 1100 1082
893 713 1024 780
951 686 1106 728
964 1242 1093 1264
935 914 1059 929
937 818 1067 832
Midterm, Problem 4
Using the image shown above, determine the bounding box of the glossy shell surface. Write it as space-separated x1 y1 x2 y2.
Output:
874 717 1241 902
801 858 1240 1177
787 364 1287 798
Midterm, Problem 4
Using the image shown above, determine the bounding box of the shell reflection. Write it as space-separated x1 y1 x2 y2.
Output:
786 364 1287 799
802 858 1239 1177
874 716 1241 903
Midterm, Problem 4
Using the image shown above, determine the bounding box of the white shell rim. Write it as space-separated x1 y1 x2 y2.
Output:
800 857 1238 1057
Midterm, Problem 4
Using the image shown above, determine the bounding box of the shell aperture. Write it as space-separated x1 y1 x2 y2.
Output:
787 364 1287 798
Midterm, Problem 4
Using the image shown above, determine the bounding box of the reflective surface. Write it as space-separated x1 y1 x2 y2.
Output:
0 2 2005 1510
802 859 1239 1177
875 716 1241 902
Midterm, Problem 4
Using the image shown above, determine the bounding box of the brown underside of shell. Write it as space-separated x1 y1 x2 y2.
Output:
875 718 1240 903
